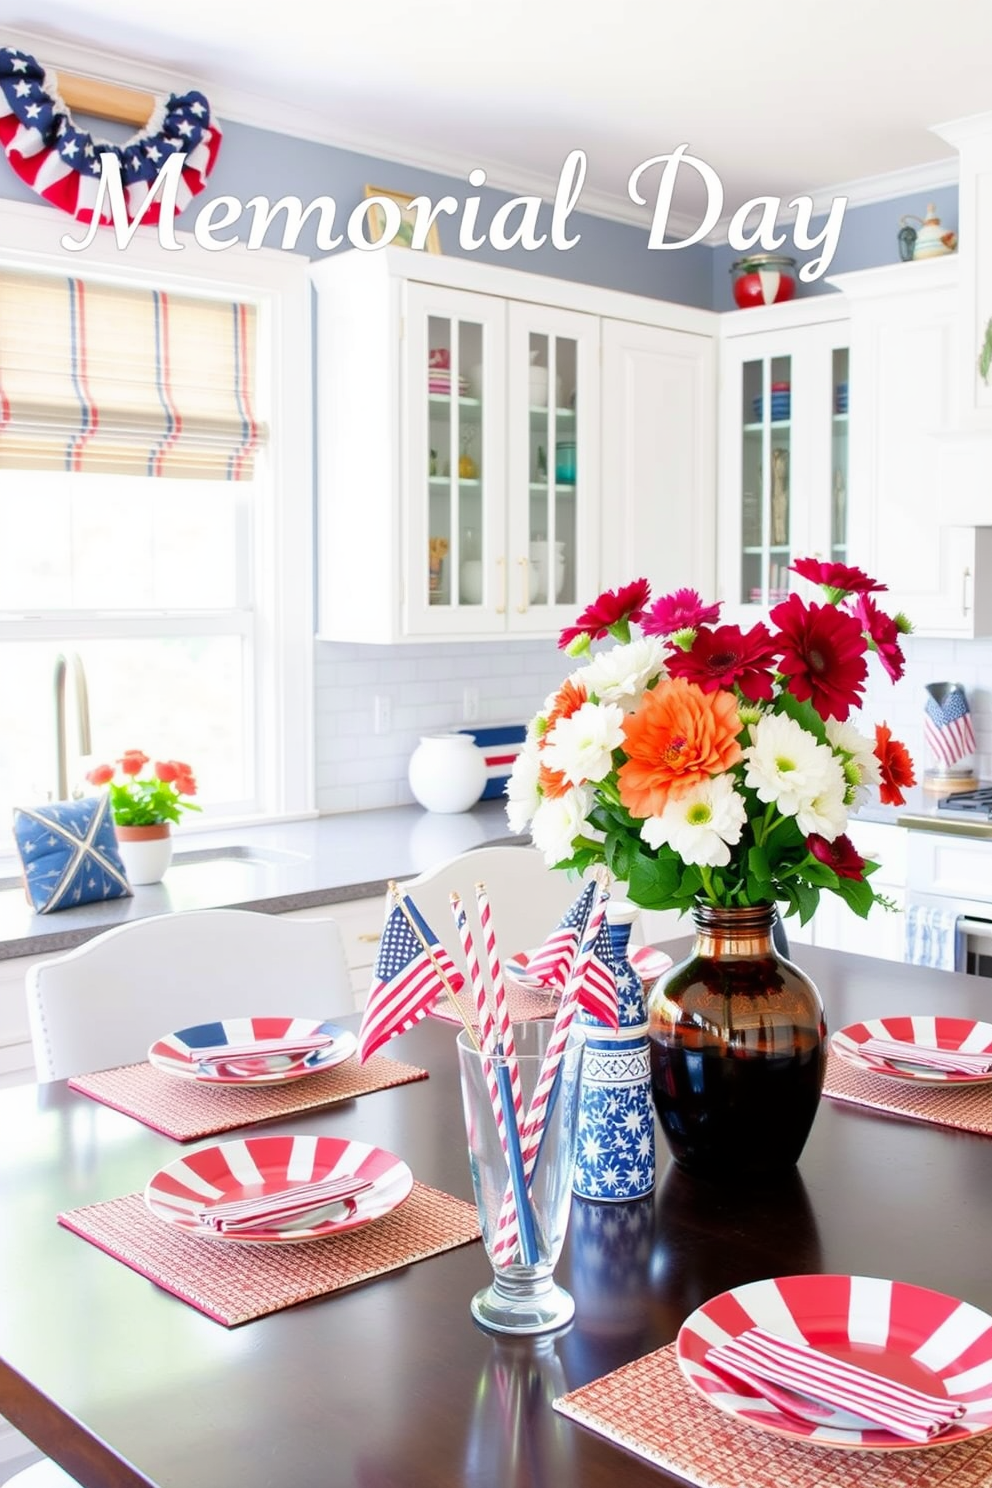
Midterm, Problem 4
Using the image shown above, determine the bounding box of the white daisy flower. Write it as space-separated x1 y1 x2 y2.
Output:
573 636 667 710
825 715 883 807
505 743 541 833
795 768 849 840
530 785 596 866
638 773 747 867
540 700 625 786
743 712 840 818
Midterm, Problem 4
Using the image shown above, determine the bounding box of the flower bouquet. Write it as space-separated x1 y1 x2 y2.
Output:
506 559 916 927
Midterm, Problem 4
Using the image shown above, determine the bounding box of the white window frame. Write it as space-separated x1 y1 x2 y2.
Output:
0 196 315 829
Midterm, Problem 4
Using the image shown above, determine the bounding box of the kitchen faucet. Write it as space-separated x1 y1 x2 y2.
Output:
54 651 92 801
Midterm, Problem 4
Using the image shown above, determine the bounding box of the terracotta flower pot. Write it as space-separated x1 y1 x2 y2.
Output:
115 822 173 885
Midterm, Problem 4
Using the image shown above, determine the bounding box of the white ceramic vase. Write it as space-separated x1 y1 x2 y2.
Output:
408 733 486 814
115 823 174 885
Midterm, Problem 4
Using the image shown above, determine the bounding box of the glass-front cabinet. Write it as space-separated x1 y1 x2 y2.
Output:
718 310 850 615
404 284 598 637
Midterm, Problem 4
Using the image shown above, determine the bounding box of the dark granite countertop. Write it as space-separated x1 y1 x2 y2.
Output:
0 801 524 960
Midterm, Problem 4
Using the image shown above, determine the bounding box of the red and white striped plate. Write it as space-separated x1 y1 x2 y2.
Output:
144 1133 413 1244
831 1017 992 1086
677 1274 992 1450
148 1017 358 1086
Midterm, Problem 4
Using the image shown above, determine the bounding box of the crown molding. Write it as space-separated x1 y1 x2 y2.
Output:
1 26 963 244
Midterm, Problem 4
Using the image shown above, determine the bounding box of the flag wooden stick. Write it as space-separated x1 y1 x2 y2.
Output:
389 881 482 1055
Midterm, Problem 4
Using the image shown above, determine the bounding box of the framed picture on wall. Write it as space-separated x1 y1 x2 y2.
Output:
363 185 443 254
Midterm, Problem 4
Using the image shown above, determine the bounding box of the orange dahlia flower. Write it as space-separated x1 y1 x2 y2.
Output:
543 676 587 734
618 678 743 818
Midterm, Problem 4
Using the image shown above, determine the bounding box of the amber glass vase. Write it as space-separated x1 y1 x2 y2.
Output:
646 904 826 1179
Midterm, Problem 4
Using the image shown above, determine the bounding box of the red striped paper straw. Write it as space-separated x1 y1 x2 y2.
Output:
492 881 608 1262
476 882 524 1135
451 892 538 1266
706 1327 965 1441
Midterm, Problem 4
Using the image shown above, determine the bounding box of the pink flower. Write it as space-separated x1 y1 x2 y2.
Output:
772 594 868 721
852 594 905 683
665 622 779 702
642 587 722 637
85 763 114 786
559 578 651 653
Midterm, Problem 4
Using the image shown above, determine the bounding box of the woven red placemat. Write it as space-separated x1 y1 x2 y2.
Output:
58 1184 480 1327
68 1054 428 1142
429 980 558 1027
554 1340 992 1486
823 1051 992 1137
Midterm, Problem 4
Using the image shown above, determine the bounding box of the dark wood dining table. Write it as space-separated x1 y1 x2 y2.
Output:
3 942 992 1488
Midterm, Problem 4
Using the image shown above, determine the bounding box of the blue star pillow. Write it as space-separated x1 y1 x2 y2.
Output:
12 796 132 913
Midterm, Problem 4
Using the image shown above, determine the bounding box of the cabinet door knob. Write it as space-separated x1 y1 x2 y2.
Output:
517 555 529 613
495 556 506 615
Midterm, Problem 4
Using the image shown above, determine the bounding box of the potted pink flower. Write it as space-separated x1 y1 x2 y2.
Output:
86 750 199 884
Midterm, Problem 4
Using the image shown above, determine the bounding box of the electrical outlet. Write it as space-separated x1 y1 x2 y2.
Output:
373 695 391 734
462 686 480 722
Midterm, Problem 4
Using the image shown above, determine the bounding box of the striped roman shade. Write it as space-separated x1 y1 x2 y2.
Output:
0 269 266 479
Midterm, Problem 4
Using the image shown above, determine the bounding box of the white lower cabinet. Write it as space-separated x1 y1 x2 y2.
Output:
280 896 386 1007
805 821 907 963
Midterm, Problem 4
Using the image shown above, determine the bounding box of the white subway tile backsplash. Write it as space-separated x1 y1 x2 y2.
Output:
313 633 992 815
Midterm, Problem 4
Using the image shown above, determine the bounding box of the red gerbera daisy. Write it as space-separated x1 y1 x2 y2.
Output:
665 622 779 702
807 832 866 880
875 723 916 806
641 587 722 638
771 593 868 721
851 594 905 683
559 578 651 653
790 557 887 599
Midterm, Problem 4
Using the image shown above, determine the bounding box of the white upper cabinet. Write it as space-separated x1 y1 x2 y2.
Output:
932 112 992 430
599 317 716 599
717 299 850 619
832 259 992 638
310 248 716 644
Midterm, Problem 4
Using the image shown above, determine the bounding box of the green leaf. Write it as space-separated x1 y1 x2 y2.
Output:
832 875 877 919
773 689 828 745
793 879 821 925
628 850 683 910
747 844 773 884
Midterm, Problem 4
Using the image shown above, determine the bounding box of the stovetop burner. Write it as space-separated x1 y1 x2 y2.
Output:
938 787 992 819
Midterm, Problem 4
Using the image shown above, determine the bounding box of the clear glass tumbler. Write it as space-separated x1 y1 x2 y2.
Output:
457 1022 585 1335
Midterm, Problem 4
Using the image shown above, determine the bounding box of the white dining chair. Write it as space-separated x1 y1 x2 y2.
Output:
394 844 581 969
26 908 354 1083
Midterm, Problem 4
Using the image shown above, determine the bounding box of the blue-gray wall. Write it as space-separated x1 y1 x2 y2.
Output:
0 113 958 308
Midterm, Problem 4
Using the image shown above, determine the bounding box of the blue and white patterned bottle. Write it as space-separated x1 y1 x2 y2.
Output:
573 902 655 1201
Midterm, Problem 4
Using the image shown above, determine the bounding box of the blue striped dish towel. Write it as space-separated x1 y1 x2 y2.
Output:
904 903 966 972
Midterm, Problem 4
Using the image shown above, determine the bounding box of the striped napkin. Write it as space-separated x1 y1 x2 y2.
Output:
185 1034 336 1068
706 1327 965 1442
859 1037 992 1076
195 1175 374 1233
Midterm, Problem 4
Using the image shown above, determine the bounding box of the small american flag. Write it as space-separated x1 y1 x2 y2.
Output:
357 895 463 1061
924 683 976 769
523 880 618 1028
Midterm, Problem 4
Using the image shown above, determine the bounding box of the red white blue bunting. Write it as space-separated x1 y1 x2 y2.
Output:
0 46 221 225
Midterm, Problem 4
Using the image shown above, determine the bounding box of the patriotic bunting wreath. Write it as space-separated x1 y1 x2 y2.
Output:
0 46 222 225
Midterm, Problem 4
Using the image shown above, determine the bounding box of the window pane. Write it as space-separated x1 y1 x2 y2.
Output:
0 637 248 834
0 471 241 611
